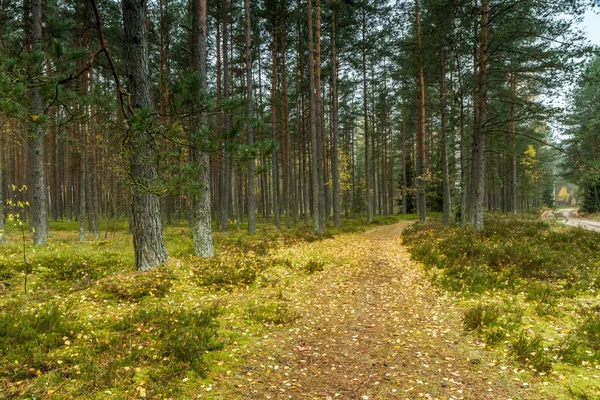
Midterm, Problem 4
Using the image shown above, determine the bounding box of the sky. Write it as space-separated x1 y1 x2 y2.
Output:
582 6 600 46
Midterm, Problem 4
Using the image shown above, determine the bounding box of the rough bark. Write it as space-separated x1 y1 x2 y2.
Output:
307 0 322 232
510 71 518 214
27 0 49 245
122 0 168 270
331 3 340 228
401 86 407 215
440 42 451 224
315 0 326 230
245 0 256 235
219 0 231 233
469 0 488 231
415 0 426 223
362 9 372 224
190 0 213 256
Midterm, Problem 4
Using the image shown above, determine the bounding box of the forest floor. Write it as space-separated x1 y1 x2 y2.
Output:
211 221 537 400
1 214 599 399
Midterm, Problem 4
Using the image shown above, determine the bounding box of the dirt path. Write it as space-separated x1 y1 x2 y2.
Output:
218 222 537 399
553 208 600 232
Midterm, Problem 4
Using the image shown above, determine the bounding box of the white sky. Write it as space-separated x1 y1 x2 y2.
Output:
582 6 600 46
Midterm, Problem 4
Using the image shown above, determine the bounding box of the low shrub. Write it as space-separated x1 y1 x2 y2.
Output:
101 267 173 301
247 299 298 325
510 331 552 372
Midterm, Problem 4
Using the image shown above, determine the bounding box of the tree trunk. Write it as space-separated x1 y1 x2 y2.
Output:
27 0 49 245
190 0 213 256
401 85 407 215
219 0 231 232
315 0 326 230
245 0 256 234
415 0 426 223
362 10 372 223
122 0 168 270
307 0 322 232
510 71 518 215
440 41 451 224
469 0 488 231
331 3 340 228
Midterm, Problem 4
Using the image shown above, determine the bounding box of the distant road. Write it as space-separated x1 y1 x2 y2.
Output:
553 208 600 232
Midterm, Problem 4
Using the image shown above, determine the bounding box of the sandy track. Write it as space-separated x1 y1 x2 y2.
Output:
219 222 539 400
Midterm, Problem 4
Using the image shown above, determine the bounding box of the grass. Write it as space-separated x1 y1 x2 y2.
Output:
403 211 600 398
0 213 411 397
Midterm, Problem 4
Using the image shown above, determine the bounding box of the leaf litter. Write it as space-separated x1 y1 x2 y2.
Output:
208 222 541 399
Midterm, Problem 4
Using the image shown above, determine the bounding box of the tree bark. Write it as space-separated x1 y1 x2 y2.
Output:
307 0 322 232
122 0 168 270
27 0 49 245
415 0 426 223
469 0 488 231
440 41 451 224
331 2 340 228
362 9 372 223
245 0 256 234
219 0 231 232
510 71 518 214
190 0 213 256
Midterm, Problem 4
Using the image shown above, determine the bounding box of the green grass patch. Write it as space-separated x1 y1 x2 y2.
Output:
403 212 600 395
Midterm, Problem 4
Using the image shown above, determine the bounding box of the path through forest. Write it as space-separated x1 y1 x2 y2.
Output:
214 222 539 399
553 208 600 232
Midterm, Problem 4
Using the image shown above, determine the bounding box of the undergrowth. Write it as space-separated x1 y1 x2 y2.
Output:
0 214 409 397
403 212 600 396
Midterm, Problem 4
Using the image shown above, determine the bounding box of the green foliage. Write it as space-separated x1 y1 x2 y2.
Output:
111 304 223 376
559 314 600 365
246 299 298 326
463 303 501 332
0 302 79 379
403 213 600 294
101 268 173 301
510 331 553 373
303 260 325 274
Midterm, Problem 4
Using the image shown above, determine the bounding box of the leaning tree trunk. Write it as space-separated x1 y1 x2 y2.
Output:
122 0 168 270
27 0 49 245
190 0 213 256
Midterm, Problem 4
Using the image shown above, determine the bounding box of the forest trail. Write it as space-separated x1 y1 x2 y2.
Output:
553 208 600 232
217 222 534 400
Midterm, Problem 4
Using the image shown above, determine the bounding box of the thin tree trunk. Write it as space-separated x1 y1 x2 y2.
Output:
245 0 256 234
315 0 326 230
331 3 340 228
362 9 372 223
271 21 281 229
219 0 231 232
307 0 321 232
401 84 407 215
440 41 451 224
415 0 426 223
510 71 518 214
